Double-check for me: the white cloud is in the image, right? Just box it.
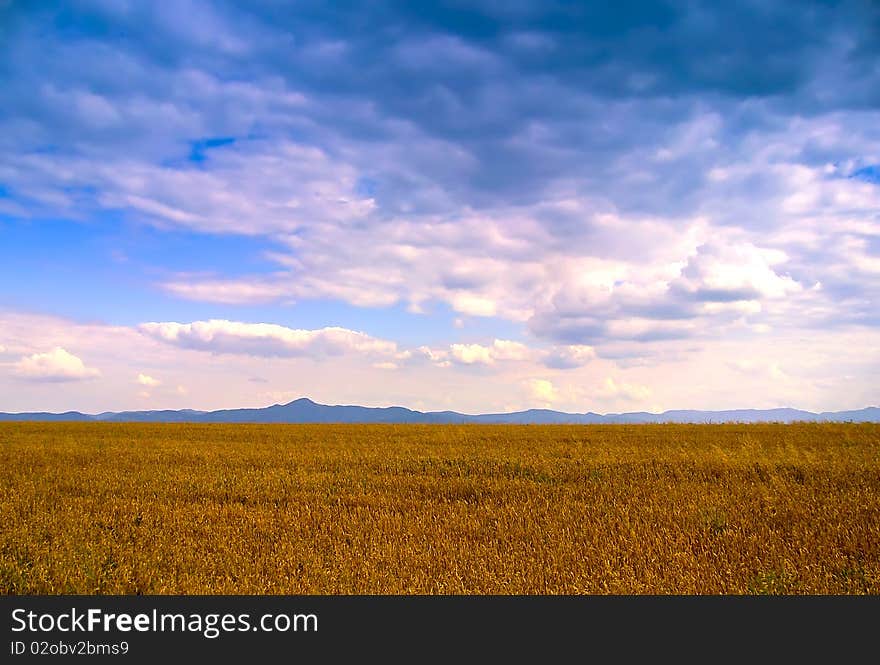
[729,359,788,381]
[11,139,375,236]
[13,347,100,382]
[414,346,452,368]
[544,345,596,369]
[19,118,871,357]
[673,241,802,301]
[416,345,449,362]
[138,319,399,359]
[489,339,531,361]
[137,373,160,387]
[0,311,879,415]
[528,378,559,404]
[450,293,497,317]
[162,278,291,305]
[595,377,652,403]
[450,339,531,365]
[450,343,494,365]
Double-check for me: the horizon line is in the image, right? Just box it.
[1,397,878,419]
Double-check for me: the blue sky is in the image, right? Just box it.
[0,1,878,413]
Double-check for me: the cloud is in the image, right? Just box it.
[450,293,497,317]
[450,344,494,365]
[414,346,450,367]
[672,241,802,302]
[449,339,531,365]
[1,3,877,358]
[161,277,292,305]
[419,340,594,371]
[488,339,531,361]
[728,359,788,381]
[527,378,559,404]
[543,345,596,369]
[138,320,400,359]
[7,140,374,236]
[13,347,100,382]
[0,310,879,415]
[0,2,879,413]
[137,373,160,387]
[595,377,652,403]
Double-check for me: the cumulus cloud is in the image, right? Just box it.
[543,345,596,369]
[672,242,802,302]
[161,277,292,305]
[449,339,531,365]
[729,360,788,381]
[595,378,652,403]
[527,378,559,404]
[0,310,878,415]
[417,340,595,371]
[450,293,498,317]
[450,344,494,365]
[415,346,450,366]
[137,373,160,387]
[138,320,400,359]
[13,347,100,382]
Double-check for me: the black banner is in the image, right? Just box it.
[2,595,877,661]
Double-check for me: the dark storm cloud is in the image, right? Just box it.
[4,1,876,203]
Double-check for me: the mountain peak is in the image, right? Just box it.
[285,397,316,406]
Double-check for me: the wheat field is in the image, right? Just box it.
[1,422,878,594]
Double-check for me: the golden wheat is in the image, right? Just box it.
[1,422,878,594]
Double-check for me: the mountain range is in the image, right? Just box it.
[1,398,878,424]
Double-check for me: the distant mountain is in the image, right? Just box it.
[97,409,208,423]
[823,407,880,422]
[0,411,92,422]
[1,398,878,424]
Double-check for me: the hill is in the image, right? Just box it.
[1,398,878,423]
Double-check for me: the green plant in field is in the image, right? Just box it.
[748,569,799,595]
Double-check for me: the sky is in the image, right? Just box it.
[0,0,878,415]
